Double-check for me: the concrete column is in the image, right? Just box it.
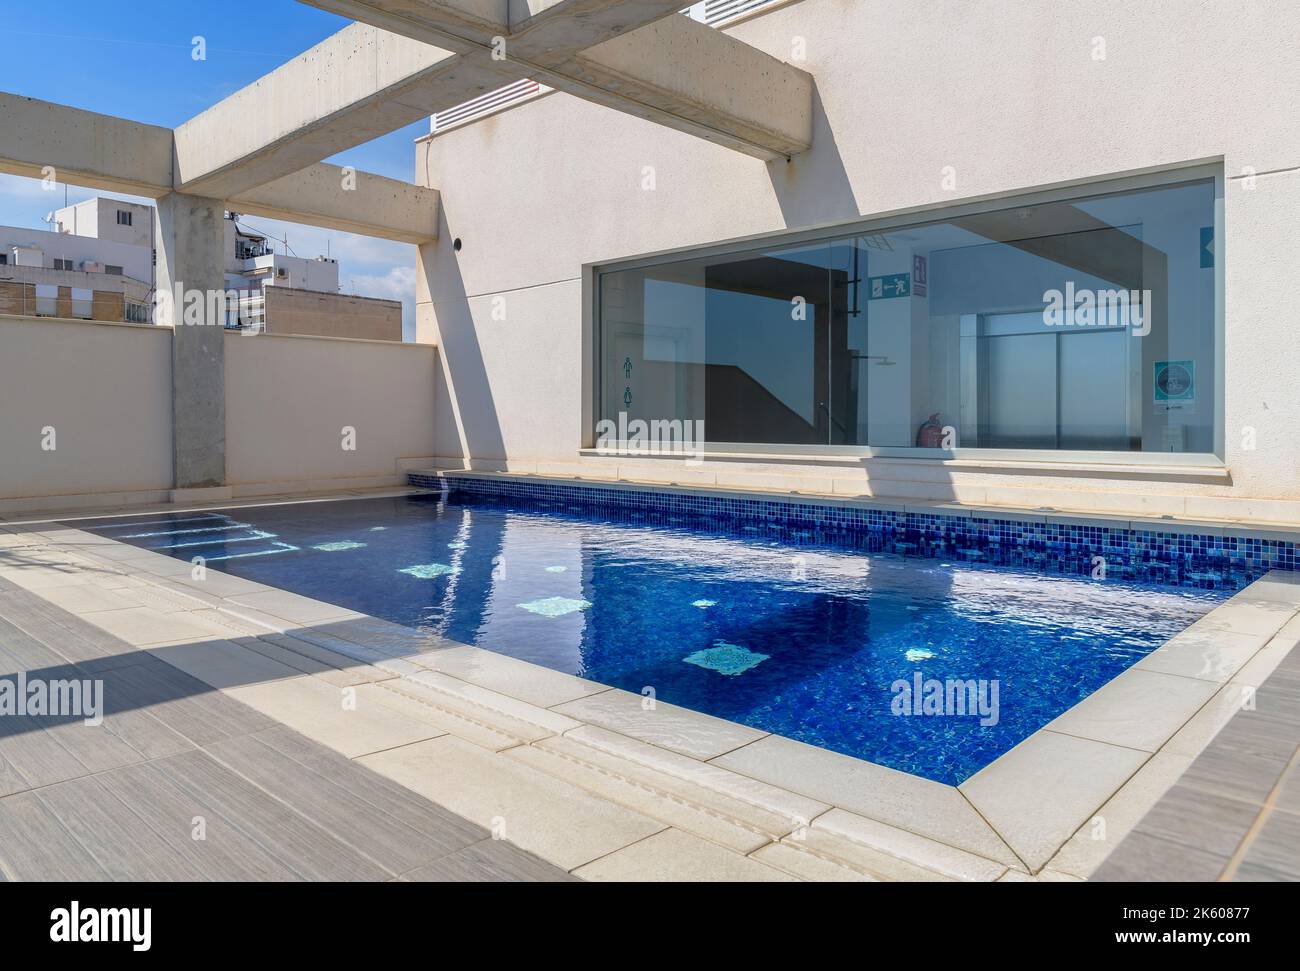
[153,193,227,492]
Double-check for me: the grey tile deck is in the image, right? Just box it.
[7,507,1296,883]
[0,576,572,882]
[1093,638,1300,882]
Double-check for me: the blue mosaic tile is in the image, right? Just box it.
[517,596,591,617]
[409,472,1299,592]
[399,562,460,579]
[683,642,770,676]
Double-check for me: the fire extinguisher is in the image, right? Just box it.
[916,413,944,448]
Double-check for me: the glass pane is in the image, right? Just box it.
[598,241,834,447]
[598,176,1218,455]
[829,177,1216,452]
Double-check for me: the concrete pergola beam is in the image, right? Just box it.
[172,23,512,199]
[0,93,173,197]
[0,93,439,242]
[508,0,687,51]
[318,0,810,160]
[298,1,680,53]
[204,0,811,195]
[229,163,441,243]
[546,13,813,160]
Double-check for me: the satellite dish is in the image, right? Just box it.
[44,212,54,223]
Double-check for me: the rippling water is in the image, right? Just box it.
[89,493,1225,784]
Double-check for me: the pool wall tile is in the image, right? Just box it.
[409,472,1299,593]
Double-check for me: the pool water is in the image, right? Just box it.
[85,494,1225,784]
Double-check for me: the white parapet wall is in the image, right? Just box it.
[0,317,437,514]
[223,331,437,496]
[0,316,174,510]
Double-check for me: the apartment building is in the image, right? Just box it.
[0,200,154,323]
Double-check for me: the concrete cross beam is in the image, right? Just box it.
[175,0,810,198]
[543,13,813,161]
[0,93,439,242]
[171,23,512,199]
[0,93,173,197]
[309,0,812,159]
[229,163,441,243]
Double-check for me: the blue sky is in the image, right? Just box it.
[0,0,423,336]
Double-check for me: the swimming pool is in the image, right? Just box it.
[84,493,1224,784]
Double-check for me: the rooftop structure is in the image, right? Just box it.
[1,0,1298,897]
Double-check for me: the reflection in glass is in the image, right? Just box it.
[597,177,1217,453]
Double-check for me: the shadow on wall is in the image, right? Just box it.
[423,204,506,466]
[765,83,860,231]
[764,82,961,507]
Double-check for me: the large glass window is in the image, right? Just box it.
[596,175,1218,455]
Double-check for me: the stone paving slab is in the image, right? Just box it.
[1093,637,1300,881]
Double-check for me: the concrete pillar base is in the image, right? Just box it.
[169,486,234,505]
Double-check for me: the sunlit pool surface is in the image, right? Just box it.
[85,494,1226,784]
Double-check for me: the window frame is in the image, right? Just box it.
[587,163,1226,467]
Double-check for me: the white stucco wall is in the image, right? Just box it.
[224,332,437,495]
[0,317,173,503]
[415,0,1300,519]
[0,318,437,512]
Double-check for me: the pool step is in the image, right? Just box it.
[368,674,567,750]
[503,728,978,881]
[509,738,776,855]
[785,808,1013,881]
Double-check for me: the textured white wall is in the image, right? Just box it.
[0,317,173,501]
[416,0,1300,514]
[224,332,437,493]
[0,320,437,509]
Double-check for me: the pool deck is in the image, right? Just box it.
[2,486,1298,882]
[1092,636,1300,881]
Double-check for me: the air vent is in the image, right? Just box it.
[702,0,775,26]
[432,79,551,132]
